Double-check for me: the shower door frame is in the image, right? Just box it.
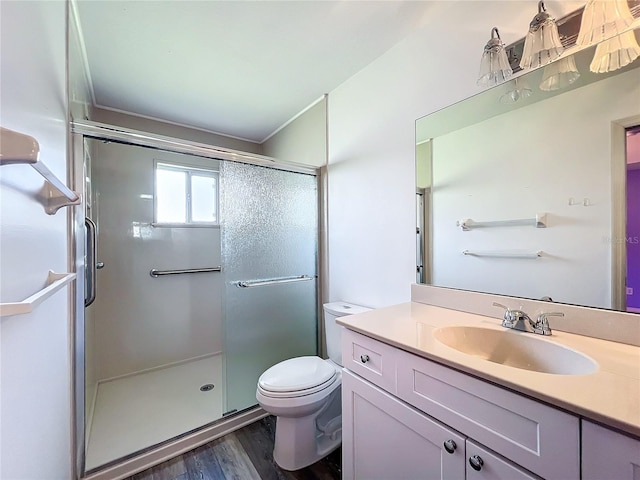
[69,120,326,479]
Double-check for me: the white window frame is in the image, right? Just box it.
[153,161,220,227]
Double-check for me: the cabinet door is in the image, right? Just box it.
[466,440,541,480]
[582,421,640,480]
[342,369,465,480]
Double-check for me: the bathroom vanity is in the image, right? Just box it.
[338,301,640,480]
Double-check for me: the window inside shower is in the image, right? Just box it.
[155,162,220,225]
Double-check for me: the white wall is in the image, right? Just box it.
[0,1,72,478]
[431,69,640,309]
[263,97,327,167]
[326,1,583,308]
[90,141,223,380]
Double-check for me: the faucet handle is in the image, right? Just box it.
[493,302,516,327]
[534,312,564,335]
[492,302,510,314]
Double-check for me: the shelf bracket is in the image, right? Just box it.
[1,127,81,215]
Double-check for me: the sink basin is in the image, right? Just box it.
[433,326,598,375]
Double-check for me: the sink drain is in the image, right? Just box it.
[200,384,215,392]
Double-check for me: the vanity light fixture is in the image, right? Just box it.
[520,1,564,70]
[539,55,581,91]
[589,30,640,73]
[576,0,634,46]
[477,27,513,87]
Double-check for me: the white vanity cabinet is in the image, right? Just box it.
[582,421,640,480]
[341,328,580,480]
[342,369,466,479]
[342,370,543,480]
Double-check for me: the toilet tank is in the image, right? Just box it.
[323,302,371,366]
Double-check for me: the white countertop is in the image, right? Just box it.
[337,302,640,438]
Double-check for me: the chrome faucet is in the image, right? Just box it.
[534,311,565,335]
[492,302,564,336]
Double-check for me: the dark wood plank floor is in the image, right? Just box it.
[127,416,341,480]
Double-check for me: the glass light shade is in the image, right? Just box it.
[499,78,533,103]
[577,0,634,46]
[477,27,513,87]
[520,1,564,70]
[590,30,640,73]
[539,56,581,91]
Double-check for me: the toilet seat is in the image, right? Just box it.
[258,356,338,398]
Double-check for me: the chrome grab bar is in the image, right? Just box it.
[85,218,97,307]
[150,266,222,278]
[235,275,314,288]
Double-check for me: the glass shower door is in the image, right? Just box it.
[221,161,318,414]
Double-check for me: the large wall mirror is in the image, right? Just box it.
[416,25,640,313]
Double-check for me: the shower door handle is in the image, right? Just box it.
[85,218,97,307]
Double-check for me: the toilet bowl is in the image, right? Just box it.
[256,301,371,471]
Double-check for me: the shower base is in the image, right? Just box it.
[85,353,224,471]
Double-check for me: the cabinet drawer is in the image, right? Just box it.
[466,440,541,480]
[342,329,397,394]
[396,349,579,480]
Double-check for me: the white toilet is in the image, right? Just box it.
[256,301,371,471]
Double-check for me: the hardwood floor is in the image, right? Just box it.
[127,416,341,480]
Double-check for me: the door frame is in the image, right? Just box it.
[611,114,640,311]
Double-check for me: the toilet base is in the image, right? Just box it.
[273,413,341,471]
[271,384,342,471]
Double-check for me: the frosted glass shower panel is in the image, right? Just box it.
[221,161,318,413]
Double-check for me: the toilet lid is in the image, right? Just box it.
[258,356,337,393]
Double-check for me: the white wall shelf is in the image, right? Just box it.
[457,213,547,231]
[0,127,81,214]
[0,271,76,317]
[462,250,543,259]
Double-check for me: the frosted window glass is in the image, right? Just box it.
[221,161,318,413]
[156,168,186,223]
[191,174,218,223]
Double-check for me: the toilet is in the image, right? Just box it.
[256,301,371,471]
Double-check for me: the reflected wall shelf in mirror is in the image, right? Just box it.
[0,127,81,214]
[457,213,547,231]
[415,23,640,313]
[462,250,543,259]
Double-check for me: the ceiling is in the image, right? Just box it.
[75,1,432,144]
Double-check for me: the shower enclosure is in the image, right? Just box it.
[73,125,319,474]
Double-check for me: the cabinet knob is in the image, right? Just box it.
[443,439,457,454]
[469,455,484,471]
[360,354,370,363]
